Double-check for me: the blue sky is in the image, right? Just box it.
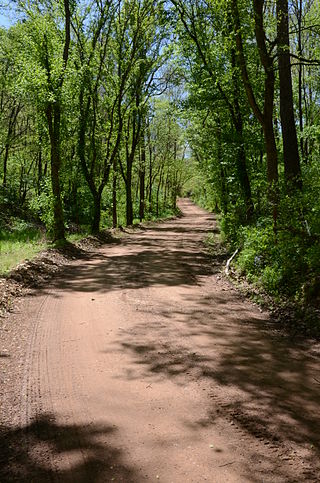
[0,4,17,28]
[0,14,12,27]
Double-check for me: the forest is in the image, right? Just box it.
[0,0,320,312]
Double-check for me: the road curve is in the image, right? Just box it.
[1,199,320,482]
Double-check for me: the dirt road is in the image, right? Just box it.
[1,199,320,482]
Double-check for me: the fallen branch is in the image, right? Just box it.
[225,248,239,276]
[218,461,235,468]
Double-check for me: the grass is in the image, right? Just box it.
[0,240,47,275]
[0,221,47,276]
[66,231,89,243]
[0,220,89,276]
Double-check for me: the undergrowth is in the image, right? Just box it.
[0,220,46,275]
[216,179,320,306]
[0,218,89,276]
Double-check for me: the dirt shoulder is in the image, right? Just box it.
[0,230,122,317]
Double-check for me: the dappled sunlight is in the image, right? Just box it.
[4,199,319,482]
[110,248,320,481]
[32,202,219,297]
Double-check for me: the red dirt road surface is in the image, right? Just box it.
[1,199,320,482]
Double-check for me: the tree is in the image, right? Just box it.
[14,0,71,241]
[277,0,302,188]
[117,0,169,225]
[74,0,119,233]
[172,0,254,221]
[45,0,71,241]
[231,0,278,188]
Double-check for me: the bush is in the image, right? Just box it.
[233,196,320,299]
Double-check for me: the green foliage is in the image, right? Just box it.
[29,179,55,235]
[172,0,320,312]
[233,188,320,298]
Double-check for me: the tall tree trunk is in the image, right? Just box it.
[213,121,229,214]
[156,166,164,218]
[92,191,101,234]
[147,127,153,212]
[277,0,302,187]
[296,0,305,159]
[3,143,9,187]
[236,139,254,219]
[78,88,101,234]
[230,33,254,221]
[263,118,279,185]
[148,157,153,212]
[43,0,70,242]
[139,170,145,221]
[139,143,146,221]
[232,0,278,198]
[112,157,117,228]
[163,172,169,208]
[126,162,133,225]
[2,104,20,187]
[46,103,65,241]
[37,144,42,194]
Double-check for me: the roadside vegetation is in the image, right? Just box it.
[0,219,45,275]
[176,0,320,315]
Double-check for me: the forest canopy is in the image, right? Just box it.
[0,0,319,305]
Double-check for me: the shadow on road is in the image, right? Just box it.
[7,199,319,481]
[0,414,139,482]
[41,212,221,295]
[115,290,320,481]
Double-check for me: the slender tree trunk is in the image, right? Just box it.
[232,0,279,205]
[230,36,254,220]
[73,183,79,225]
[38,144,42,194]
[126,162,133,225]
[112,157,117,228]
[44,158,48,177]
[147,127,153,212]
[163,172,169,208]
[263,117,279,185]
[236,139,254,219]
[219,168,228,214]
[46,103,65,241]
[19,166,24,200]
[156,166,164,218]
[78,89,101,234]
[148,160,153,212]
[172,174,177,210]
[139,144,145,222]
[277,0,302,187]
[92,192,101,234]
[42,0,70,242]
[263,116,279,233]
[3,143,9,187]
[296,0,305,159]
[2,104,20,187]
[215,121,228,213]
